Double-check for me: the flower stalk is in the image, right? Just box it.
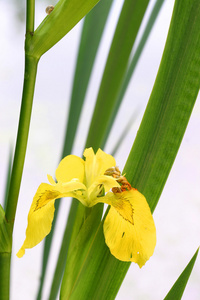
[5,55,38,226]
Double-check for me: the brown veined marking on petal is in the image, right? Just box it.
[112,196,134,225]
[34,190,60,211]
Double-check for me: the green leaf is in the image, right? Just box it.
[60,204,103,299]
[26,0,100,58]
[60,0,200,298]
[164,248,199,300]
[102,0,165,148]
[62,0,114,157]
[85,0,150,151]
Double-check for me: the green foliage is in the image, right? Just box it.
[1,0,199,299]
[59,0,200,298]
[86,0,150,151]
[164,248,199,300]
[124,0,200,211]
[26,0,100,59]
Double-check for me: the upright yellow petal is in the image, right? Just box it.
[55,155,85,183]
[84,148,116,187]
[17,180,86,257]
[103,189,156,267]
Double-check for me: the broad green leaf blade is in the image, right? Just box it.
[103,0,165,148]
[60,0,200,298]
[27,0,100,58]
[164,248,199,300]
[37,2,114,299]
[85,0,150,151]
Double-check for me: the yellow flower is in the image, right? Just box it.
[17,147,156,267]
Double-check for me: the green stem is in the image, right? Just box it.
[2,54,38,300]
[1,3,37,299]
[0,253,11,300]
[26,0,35,34]
[5,55,38,225]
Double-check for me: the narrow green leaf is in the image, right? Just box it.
[27,0,100,59]
[85,0,150,151]
[60,0,200,298]
[62,0,114,157]
[60,204,103,299]
[103,0,165,148]
[164,248,199,300]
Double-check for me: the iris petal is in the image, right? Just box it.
[17,180,86,257]
[103,189,156,267]
[84,148,116,188]
[55,155,85,183]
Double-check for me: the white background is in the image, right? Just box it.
[0,0,200,299]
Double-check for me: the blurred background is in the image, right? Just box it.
[0,0,200,299]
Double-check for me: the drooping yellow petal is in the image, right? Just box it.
[103,189,156,267]
[55,154,85,183]
[84,148,116,188]
[17,180,86,258]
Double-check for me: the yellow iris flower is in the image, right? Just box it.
[17,147,156,267]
